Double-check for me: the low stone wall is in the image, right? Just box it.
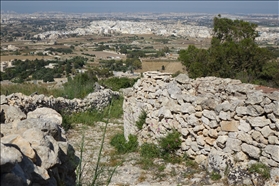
[0,88,119,114]
[123,71,279,182]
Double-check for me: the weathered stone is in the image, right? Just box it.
[260,156,279,167]
[196,136,205,146]
[157,106,173,119]
[219,111,231,120]
[202,110,217,120]
[220,120,239,132]
[238,119,251,133]
[236,106,247,116]
[181,128,189,136]
[207,149,235,177]
[268,136,279,145]
[260,126,274,138]
[193,124,204,132]
[247,116,271,127]
[264,103,275,114]
[246,91,264,105]
[1,143,23,173]
[267,91,279,101]
[247,105,264,116]
[0,105,26,123]
[264,145,279,162]
[237,131,253,144]
[273,101,279,116]
[1,135,36,162]
[187,114,199,126]
[224,137,242,153]
[208,129,218,139]
[175,73,190,84]
[241,143,261,159]
[27,107,63,125]
[234,151,248,162]
[181,103,195,114]
[205,137,215,145]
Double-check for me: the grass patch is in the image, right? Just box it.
[61,96,123,131]
[210,171,222,180]
[248,163,270,179]
[140,143,161,159]
[110,133,138,154]
[0,83,64,97]
[136,110,147,130]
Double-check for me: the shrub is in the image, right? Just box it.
[136,110,147,130]
[110,133,138,154]
[248,163,270,179]
[159,130,181,154]
[140,143,161,159]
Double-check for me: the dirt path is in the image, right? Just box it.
[66,119,226,186]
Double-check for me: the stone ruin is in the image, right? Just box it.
[123,71,279,185]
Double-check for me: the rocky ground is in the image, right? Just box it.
[67,119,229,186]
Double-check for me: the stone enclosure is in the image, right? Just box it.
[123,71,279,183]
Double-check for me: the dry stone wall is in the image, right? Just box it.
[0,107,78,186]
[123,71,279,180]
[0,88,119,114]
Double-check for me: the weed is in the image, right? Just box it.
[210,171,222,180]
[248,163,270,179]
[159,130,181,154]
[136,110,147,130]
[110,133,138,154]
[100,77,138,91]
[140,143,161,159]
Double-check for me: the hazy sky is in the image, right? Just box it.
[1,1,278,14]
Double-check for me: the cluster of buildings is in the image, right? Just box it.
[34,20,212,39]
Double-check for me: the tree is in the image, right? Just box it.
[179,15,278,87]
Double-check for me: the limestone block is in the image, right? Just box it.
[238,119,251,133]
[241,143,261,159]
[220,120,239,132]
[247,116,271,127]
[264,145,279,162]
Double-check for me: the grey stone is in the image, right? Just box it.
[207,149,235,177]
[238,119,251,133]
[237,131,253,144]
[264,145,279,162]
[247,116,271,127]
[175,73,190,84]
[0,95,7,105]
[203,110,217,120]
[260,126,274,138]
[268,136,279,144]
[219,111,231,120]
[236,106,247,116]
[224,137,242,153]
[264,103,275,114]
[181,103,195,114]
[247,105,264,116]
[273,101,279,116]
[246,91,264,105]
[1,143,23,173]
[241,143,261,159]
[267,91,279,101]
[187,114,199,126]
[0,105,26,123]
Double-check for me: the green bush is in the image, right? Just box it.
[136,110,147,130]
[100,77,138,91]
[110,133,138,154]
[248,163,270,179]
[140,143,161,159]
[159,130,181,154]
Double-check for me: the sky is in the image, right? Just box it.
[1,1,278,14]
